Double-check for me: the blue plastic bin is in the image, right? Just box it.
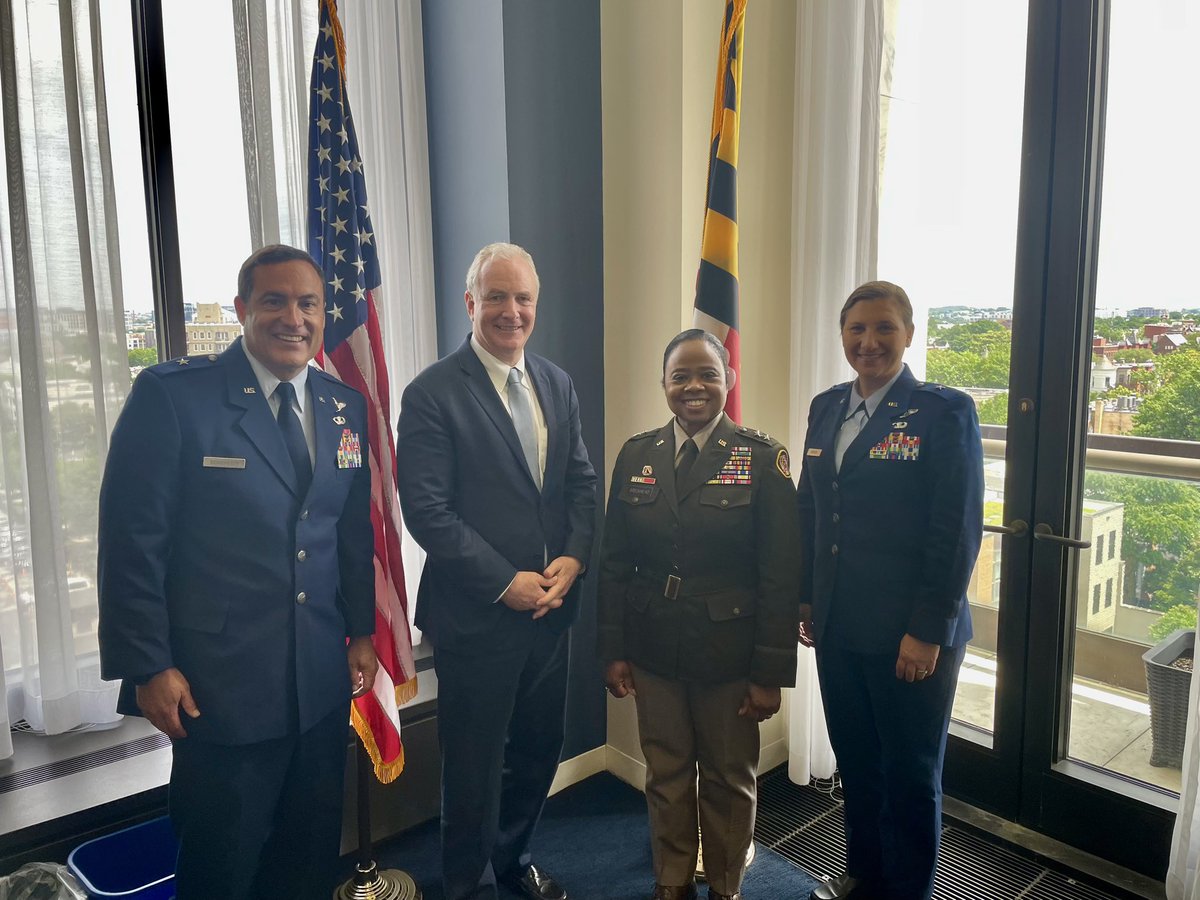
[67,815,176,899]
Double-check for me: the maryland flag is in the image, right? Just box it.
[307,0,417,782]
[693,0,746,423]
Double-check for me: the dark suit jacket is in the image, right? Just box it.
[395,336,597,653]
[98,339,375,744]
[797,365,983,654]
[597,415,800,687]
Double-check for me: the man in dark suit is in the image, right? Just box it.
[396,242,597,900]
[797,282,983,900]
[98,244,378,900]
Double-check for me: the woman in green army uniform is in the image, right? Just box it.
[598,329,801,900]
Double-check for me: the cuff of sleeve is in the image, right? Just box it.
[749,646,799,689]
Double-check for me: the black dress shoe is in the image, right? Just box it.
[707,891,740,900]
[651,884,698,900]
[809,873,878,900]
[501,864,568,900]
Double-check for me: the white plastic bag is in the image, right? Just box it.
[0,863,85,900]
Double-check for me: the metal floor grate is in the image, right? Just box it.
[754,767,1130,900]
[0,732,170,795]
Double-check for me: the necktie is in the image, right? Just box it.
[507,367,541,489]
[834,401,868,472]
[275,381,311,496]
[675,438,699,484]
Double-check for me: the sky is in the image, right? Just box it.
[102,1,1198,319]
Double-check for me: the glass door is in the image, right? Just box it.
[878,0,1199,877]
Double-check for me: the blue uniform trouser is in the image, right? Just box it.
[816,642,966,900]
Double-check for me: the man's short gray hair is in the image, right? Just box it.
[465,242,540,298]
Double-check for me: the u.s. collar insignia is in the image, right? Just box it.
[318,395,327,403]
[717,438,728,447]
[333,415,347,425]
[655,439,665,446]
[641,465,653,477]
[243,387,256,394]
[886,400,898,407]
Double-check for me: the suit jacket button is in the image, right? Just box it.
[831,544,839,555]
[297,550,307,561]
[732,607,740,615]
[720,499,729,507]
[631,497,639,503]
[832,481,839,492]
[296,592,307,604]
[832,513,840,524]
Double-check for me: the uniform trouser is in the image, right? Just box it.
[815,642,966,900]
[168,704,349,900]
[631,664,760,896]
[435,625,569,900]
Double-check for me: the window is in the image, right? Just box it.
[1095,533,1104,564]
[1092,584,1101,615]
[1105,579,1113,608]
[1109,529,1116,560]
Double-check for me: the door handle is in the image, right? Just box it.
[984,519,1028,537]
[1032,523,1091,549]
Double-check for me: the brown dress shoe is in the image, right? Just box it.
[651,884,698,900]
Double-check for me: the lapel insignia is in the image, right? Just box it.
[337,429,363,468]
[717,438,728,447]
[707,446,752,485]
[318,395,327,403]
[333,397,348,412]
[869,433,921,461]
[905,408,919,416]
[775,448,791,478]
[655,439,665,446]
[642,465,653,477]
[892,420,908,428]
[806,448,823,457]
[243,387,256,394]
[333,415,347,425]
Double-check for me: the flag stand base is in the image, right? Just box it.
[333,861,420,900]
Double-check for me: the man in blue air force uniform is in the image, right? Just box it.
[98,244,377,900]
[396,243,597,900]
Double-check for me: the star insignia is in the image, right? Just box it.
[177,357,189,365]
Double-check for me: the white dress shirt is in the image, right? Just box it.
[470,335,548,480]
[242,342,317,466]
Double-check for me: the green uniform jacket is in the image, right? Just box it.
[597,414,801,687]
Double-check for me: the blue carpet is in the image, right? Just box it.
[374,771,820,899]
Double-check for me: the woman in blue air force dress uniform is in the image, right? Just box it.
[598,330,800,900]
[797,282,984,900]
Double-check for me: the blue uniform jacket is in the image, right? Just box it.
[98,339,375,744]
[395,336,597,653]
[797,365,983,654]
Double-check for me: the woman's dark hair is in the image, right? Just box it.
[839,281,914,330]
[661,329,729,375]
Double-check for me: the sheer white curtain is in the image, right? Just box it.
[236,0,437,636]
[0,0,127,759]
[784,0,884,785]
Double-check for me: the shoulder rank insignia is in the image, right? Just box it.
[177,357,189,366]
[775,448,791,478]
[734,425,773,445]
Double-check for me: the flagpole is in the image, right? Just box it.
[333,742,421,900]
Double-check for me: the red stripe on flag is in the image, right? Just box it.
[723,327,741,422]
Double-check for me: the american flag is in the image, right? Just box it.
[307,0,416,783]
[694,0,746,422]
